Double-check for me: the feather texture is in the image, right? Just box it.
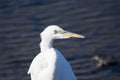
[28,48,77,80]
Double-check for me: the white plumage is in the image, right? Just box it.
[28,25,85,80]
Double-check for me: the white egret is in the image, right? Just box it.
[28,25,85,80]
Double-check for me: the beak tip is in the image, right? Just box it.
[78,35,85,38]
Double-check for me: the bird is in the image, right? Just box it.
[92,55,120,67]
[28,25,85,80]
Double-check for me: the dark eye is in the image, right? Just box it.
[54,30,64,34]
[54,30,58,34]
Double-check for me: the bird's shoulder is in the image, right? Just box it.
[27,48,58,74]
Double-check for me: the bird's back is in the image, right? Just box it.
[28,48,77,80]
[54,49,77,80]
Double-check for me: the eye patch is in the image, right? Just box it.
[54,30,64,34]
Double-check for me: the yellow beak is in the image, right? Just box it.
[63,32,85,38]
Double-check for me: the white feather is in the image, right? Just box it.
[28,25,78,80]
[28,48,77,80]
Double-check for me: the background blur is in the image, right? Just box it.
[0,0,120,80]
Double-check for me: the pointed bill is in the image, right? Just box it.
[63,32,85,38]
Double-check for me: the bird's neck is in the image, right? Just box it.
[40,36,53,52]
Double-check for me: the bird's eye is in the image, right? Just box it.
[54,30,64,34]
[54,30,58,34]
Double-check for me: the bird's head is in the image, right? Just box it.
[41,25,85,40]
